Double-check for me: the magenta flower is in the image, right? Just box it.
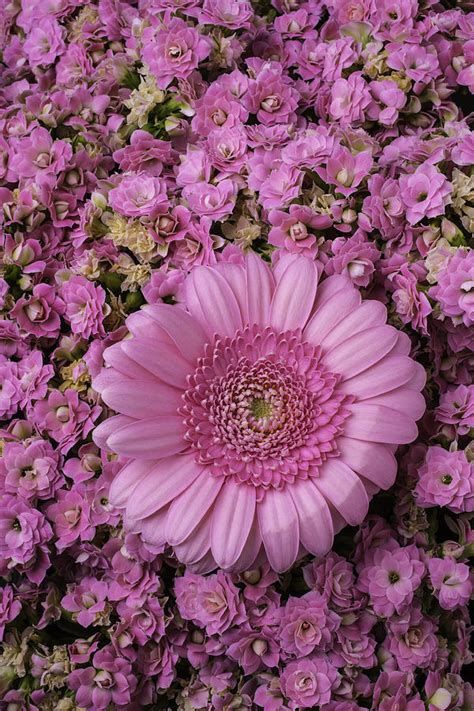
[428,558,472,610]
[325,231,380,288]
[9,127,72,179]
[11,283,65,339]
[399,164,452,226]
[0,439,62,501]
[277,591,340,658]
[415,447,474,514]
[94,253,424,573]
[0,495,52,584]
[33,389,101,454]
[391,264,432,335]
[268,205,326,255]
[142,18,211,89]
[46,487,95,551]
[225,627,280,674]
[358,545,425,616]
[61,276,109,339]
[321,146,373,197]
[429,249,474,327]
[108,173,168,218]
[0,585,21,641]
[436,384,474,436]
[280,657,339,708]
[329,73,371,124]
[113,131,175,177]
[182,179,237,221]
[175,570,246,635]
[387,604,438,672]
[23,18,65,68]
[62,578,109,627]
[68,645,137,709]
[189,0,254,29]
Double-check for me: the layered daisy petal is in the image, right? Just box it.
[109,459,157,509]
[174,513,212,565]
[211,480,256,569]
[142,303,207,361]
[107,416,186,458]
[289,479,334,555]
[337,437,397,489]
[270,255,318,331]
[185,266,243,337]
[258,487,299,572]
[304,285,361,345]
[166,472,224,545]
[140,507,169,547]
[121,338,190,387]
[320,300,387,351]
[344,404,418,443]
[93,415,135,449]
[245,250,275,327]
[314,459,370,525]
[100,381,182,418]
[126,454,203,521]
[322,325,398,379]
[339,356,419,398]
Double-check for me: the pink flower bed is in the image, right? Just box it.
[1,0,473,708]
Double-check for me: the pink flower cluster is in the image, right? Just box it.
[0,0,473,708]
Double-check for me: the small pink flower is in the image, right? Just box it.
[358,545,425,617]
[280,657,339,708]
[62,578,109,627]
[277,591,340,658]
[46,487,95,551]
[32,389,101,454]
[182,179,237,221]
[415,446,474,514]
[428,558,472,610]
[142,18,211,90]
[321,146,373,197]
[109,173,168,218]
[429,249,474,327]
[325,231,380,287]
[436,384,474,436]
[0,585,21,641]
[23,17,65,68]
[68,645,137,709]
[392,264,432,335]
[399,164,452,226]
[11,284,65,338]
[61,276,109,340]
[387,604,438,672]
[113,131,175,177]
[0,495,52,584]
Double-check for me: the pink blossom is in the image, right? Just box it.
[0,585,21,641]
[388,604,438,672]
[0,439,62,501]
[61,276,109,339]
[46,487,95,551]
[268,205,327,255]
[428,558,472,610]
[182,179,237,221]
[391,264,432,335]
[0,495,52,584]
[9,128,72,179]
[325,231,380,287]
[280,657,340,708]
[415,446,474,514]
[108,173,168,218]
[321,146,373,197]
[33,388,101,454]
[225,627,280,673]
[277,591,340,658]
[429,249,474,327]
[358,545,425,616]
[399,164,452,226]
[329,73,371,124]
[11,284,65,338]
[23,17,65,68]
[142,18,211,89]
[68,645,137,709]
[113,131,175,177]
[436,385,474,436]
[175,571,246,635]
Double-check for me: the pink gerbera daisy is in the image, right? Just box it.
[93,253,425,573]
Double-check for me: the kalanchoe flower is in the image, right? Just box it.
[277,591,340,658]
[33,389,101,455]
[60,276,109,340]
[414,446,474,514]
[62,578,109,627]
[108,173,168,218]
[175,570,246,635]
[357,545,425,616]
[436,384,474,436]
[67,645,137,709]
[280,657,340,708]
[387,604,439,672]
[429,249,474,328]
[0,586,21,641]
[11,284,65,339]
[428,558,472,610]
[399,164,452,226]
[0,439,62,501]
[94,253,425,573]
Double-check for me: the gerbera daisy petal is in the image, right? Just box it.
[121,338,190,387]
[345,404,418,443]
[185,266,242,337]
[107,416,187,458]
[142,303,207,361]
[174,513,213,565]
[270,254,318,331]
[337,437,397,489]
[140,507,168,547]
[126,455,203,521]
[322,325,398,378]
[101,381,182,418]
[320,299,387,350]
[166,472,224,545]
[109,460,157,509]
[304,286,361,345]
[245,250,275,326]
[340,356,418,398]
[258,487,299,573]
[211,480,256,569]
[314,459,369,526]
[289,479,334,555]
